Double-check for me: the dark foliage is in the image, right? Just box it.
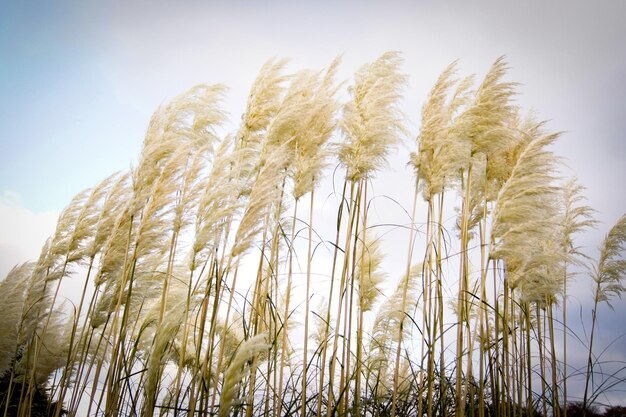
[0,371,66,417]
[561,402,626,417]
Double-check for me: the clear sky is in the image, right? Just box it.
[1,0,625,407]
[1,1,625,213]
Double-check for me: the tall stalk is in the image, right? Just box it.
[316,178,349,417]
[326,180,359,416]
[301,189,316,417]
[390,178,419,417]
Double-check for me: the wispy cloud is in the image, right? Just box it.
[0,194,58,278]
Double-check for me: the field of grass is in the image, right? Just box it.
[0,52,624,417]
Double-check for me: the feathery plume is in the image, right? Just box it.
[133,144,194,261]
[19,241,54,347]
[517,236,564,304]
[485,111,542,200]
[143,280,192,416]
[63,173,119,266]
[452,56,517,157]
[561,177,598,267]
[491,129,561,260]
[371,264,422,346]
[218,333,270,417]
[11,302,71,383]
[94,201,134,287]
[241,58,289,138]
[216,316,245,373]
[191,135,242,269]
[295,62,341,198]
[367,264,421,398]
[42,188,91,278]
[356,235,386,312]
[412,61,473,200]
[339,51,407,181]
[133,84,225,210]
[593,214,626,308]
[491,122,562,294]
[29,308,71,384]
[0,262,34,375]
[231,144,290,258]
[88,172,131,259]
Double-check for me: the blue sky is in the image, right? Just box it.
[1,0,625,407]
[1,1,624,213]
[0,2,144,211]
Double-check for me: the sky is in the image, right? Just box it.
[1,0,625,407]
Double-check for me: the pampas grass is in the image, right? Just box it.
[583,214,626,410]
[218,333,270,417]
[338,51,407,182]
[0,263,35,377]
[1,53,624,417]
[591,214,626,307]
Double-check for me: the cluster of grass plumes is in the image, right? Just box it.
[1,52,625,417]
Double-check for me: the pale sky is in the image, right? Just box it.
[1,0,625,407]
